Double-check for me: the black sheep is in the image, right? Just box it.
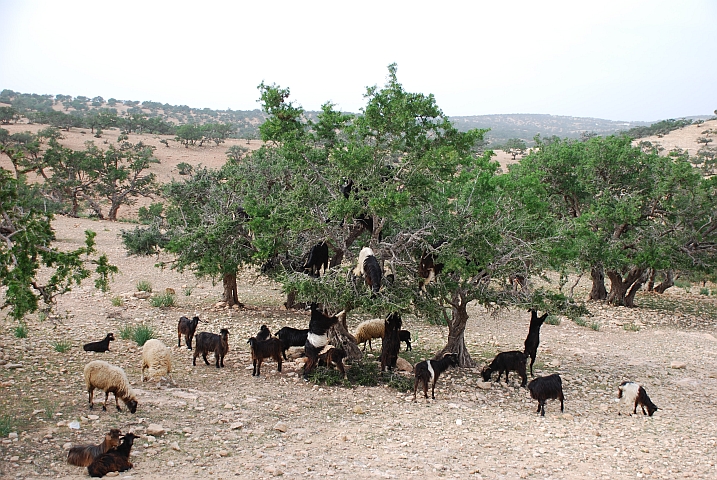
[413,353,459,401]
[523,309,549,376]
[83,333,115,353]
[177,315,201,350]
[528,374,564,416]
[481,350,528,387]
[193,328,229,368]
[380,313,402,372]
[87,432,139,478]
[276,326,309,360]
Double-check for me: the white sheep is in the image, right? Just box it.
[141,339,173,382]
[84,360,138,413]
[353,318,385,350]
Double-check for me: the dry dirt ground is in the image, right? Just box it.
[1,216,717,480]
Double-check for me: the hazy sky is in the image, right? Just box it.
[1,0,715,121]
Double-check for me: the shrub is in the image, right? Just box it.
[700,287,709,296]
[623,323,641,332]
[111,296,124,307]
[136,280,153,293]
[119,324,134,340]
[545,315,561,326]
[184,287,193,297]
[307,358,413,392]
[574,317,587,327]
[132,324,156,346]
[13,323,28,338]
[590,321,601,331]
[177,162,193,175]
[0,415,13,436]
[150,292,175,308]
[51,340,72,353]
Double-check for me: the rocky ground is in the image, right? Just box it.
[2,216,717,480]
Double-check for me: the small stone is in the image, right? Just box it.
[146,424,165,436]
[182,427,193,434]
[643,467,652,475]
[273,422,287,433]
[10,456,19,462]
[230,422,243,430]
[223,403,234,409]
[671,361,687,369]
[353,406,365,415]
[8,432,18,439]
[63,442,73,450]
[562,413,574,420]
[218,450,228,457]
[105,472,119,477]
[88,415,99,421]
[167,461,175,467]
[456,419,463,426]
[477,382,492,390]
[171,442,180,451]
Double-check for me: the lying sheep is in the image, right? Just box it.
[84,360,138,413]
[481,350,528,387]
[193,328,229,368]
[67,429,122,467]
[141,339,172,382]
[247,336,283,376]
[87,432,139,478]
[353,318,385,351]
[83,333,115,353]
[528,373,564,416]
[618,381,658,416]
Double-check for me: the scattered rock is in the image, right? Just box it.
[273,422,287,433]
[477,382,492,390]
[170,442,180,451]
[353,406,365,415]
[146,424,166,436]
[671,361,687,369]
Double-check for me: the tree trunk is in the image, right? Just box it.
[646,268,656,292]
[222,273,242,307]
[108,201,121,221]
[437,289,475,368]
[606,267,646,307]
[654,270,676,294]
[328,313,362,363]
[588,265,607,300]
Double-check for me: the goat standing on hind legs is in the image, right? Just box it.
[524,309,548,377]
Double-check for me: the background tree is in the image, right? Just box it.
[0,106,20,125]
[502,137,528,160]
[0,168,117,322]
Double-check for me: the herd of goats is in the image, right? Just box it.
[64,245,659,477]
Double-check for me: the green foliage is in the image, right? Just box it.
[307,359,413,392]
[111,296,124,306]
[700,287,710,296]
[51,340,72,352]
[590,321,601,331]
[119,324,134,340]
[573,317,587,327]
[120,225,168,256]
[13,323,28,338]
[150,292,175,308]
[177,162,193,175]
[623,118,693,139]
[184,287,193,296]
[501,137,528,160]
[137,202,164,225]
[136,280,152,292]
[544,315,561,326]
[0,415,13,436]
[623,323,640,332]
[131,324,156,346]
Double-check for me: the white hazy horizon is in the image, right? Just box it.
[1,0,716,122]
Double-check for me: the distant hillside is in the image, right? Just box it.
[449,114,651,146]
[1,89,711,147]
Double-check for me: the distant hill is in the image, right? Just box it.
[1,88,712,146]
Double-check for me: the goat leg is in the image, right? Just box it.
[88,388,94,410]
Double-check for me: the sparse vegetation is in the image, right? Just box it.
[624,323,641,332]
[590,321,601,331]
[0,415,13,436]
[13,323,28,338]
[545,315,561,326]
[51,340,72,352]
[111,296,124,307]
[150,292,175,308]
[136,280,153,293]
[574,317,587,327]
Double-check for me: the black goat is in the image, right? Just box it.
[317,345,348,379]
[528,374,564,416]
[481,350,528,387]
[523,309,549,376]
[618,381,659,416]
[303,305,345,380]
[67,428,122,467]
[247,337,283,376]
[399,329,412,351]
[177,315,201,349]
[418,252,444,291]
[380,313,402,372]
[87,432,139,478]
[276,326,309,360]
[413,353,459,401]
[193,328,229,368]
[83,333,115,353]
[303,242,329,277]
[256,325,272,342]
